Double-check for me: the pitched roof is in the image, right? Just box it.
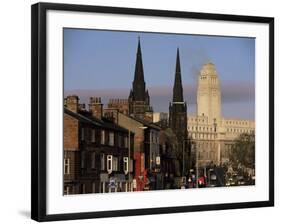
[64,108,101,127]
[119,112,161,131]
[64,107,129,133]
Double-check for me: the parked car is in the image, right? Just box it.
[237,175,246,185]
[225,175,238,186]
[207,169,217,187]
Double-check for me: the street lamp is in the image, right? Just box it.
[138,126,148,191]
[180,139,190,188]
[182,139,189,176]
[139,126,149,166]
[196,141,199,188]
[213,118,220,165]
[128,129,131,191]
[196,117,199,188]
[182,140,185,177]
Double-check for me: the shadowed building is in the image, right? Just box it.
[169,49,189,179]
[107,98,129,115]
[106,110,162,190]
[128,38,153,122]
[63,95,134,194]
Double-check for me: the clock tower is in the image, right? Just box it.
[197,63,221,124]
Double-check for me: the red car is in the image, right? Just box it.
[198,176,206,187]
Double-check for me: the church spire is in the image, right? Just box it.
[128,38,153,121]
[132,37,146,101]
[169,48,188,177]
[172,48,184,102]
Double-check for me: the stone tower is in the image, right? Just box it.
[128,38,153,121]
[169,48,188,176]
[197,63,221,124]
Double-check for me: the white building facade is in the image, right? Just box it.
[188,63,255,167]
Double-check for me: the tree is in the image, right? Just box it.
[229,132,255,169]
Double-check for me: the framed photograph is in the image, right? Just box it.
[31,2,274,222]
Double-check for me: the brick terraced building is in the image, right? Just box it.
[64,95,134,195]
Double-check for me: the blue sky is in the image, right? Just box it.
[64,28,255,120]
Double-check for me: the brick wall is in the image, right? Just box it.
[64,113,79,150]
[64,150,81,181]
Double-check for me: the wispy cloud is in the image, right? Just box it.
[65,80,254,119]
[185,47,211,81]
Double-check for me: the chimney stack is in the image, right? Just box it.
[78,103,86,111]
[65,95,79,113]
[89,97,103,119]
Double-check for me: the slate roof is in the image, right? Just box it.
[119,112,162,131]
[64,107,130,133]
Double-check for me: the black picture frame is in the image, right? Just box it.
[31,2,274,222]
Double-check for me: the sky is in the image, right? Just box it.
[64,28,255,120]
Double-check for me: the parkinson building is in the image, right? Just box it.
[188,63,255,167]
